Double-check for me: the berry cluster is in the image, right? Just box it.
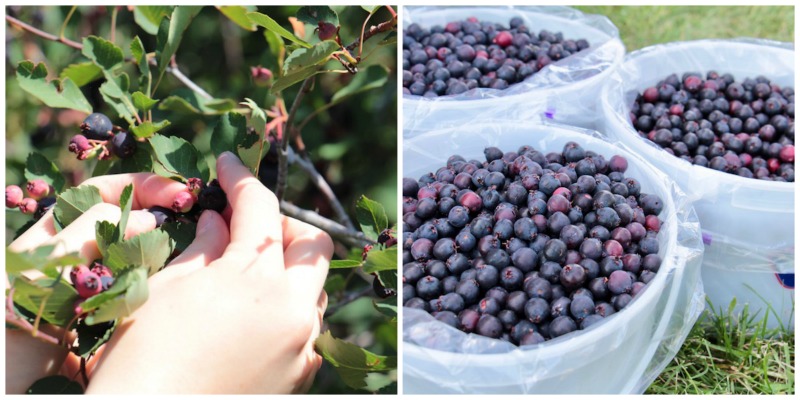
[403,17,590,97]
[69,113,137,161]
[402,142,664,345]
[630,72,795,181]
[5,180,55,220]
[71,262,115,312]
[149,179,229,227]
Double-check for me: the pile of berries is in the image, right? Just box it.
[68,112,137,161]
[5,180,55,220]
[630,72,794,181]
[71,262,115,313]
[402,142,664,345]
[403,16,590,97]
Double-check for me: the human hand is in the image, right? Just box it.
[85,152,333,394]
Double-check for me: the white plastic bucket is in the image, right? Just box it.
[403,6,625,137]
[403,122,704,394]
[600,39,795,330]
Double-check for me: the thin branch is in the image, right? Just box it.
[167,58,213,100]
[110,6,118,43]
[385,6,397,18]
[280,200,373,248]
[324,286,373,318]
[276,77,314,201]
[358,9,377,60]
[6,15,83,49]
[59,6,77,41]
[345,17,396,52]
[287,148,355,231]
[5,289,61,346]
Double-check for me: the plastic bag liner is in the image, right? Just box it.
[403,6,625,136]
[599,39,794,330]
[402,121,704,394]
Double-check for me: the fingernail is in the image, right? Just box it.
[219,151,241,164]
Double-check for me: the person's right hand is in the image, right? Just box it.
[86,152,333,394]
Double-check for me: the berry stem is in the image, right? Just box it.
[59,6,77,42]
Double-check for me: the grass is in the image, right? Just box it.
[574,6,794,51]
[646,299,795,394]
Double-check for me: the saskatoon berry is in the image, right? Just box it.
[80,113,113,140]
[198,185,227,213]
[110,131,137,159]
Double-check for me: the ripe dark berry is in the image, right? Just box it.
[80,113,113,140]
[549,315,577,338]
[372,277,396,299]
[148,206,175,227]
[476,314,503,338]
[415,276,442,300]
[110,131,137,159]
[198,185,227,213]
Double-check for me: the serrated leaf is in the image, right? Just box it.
[147,134,205,180]
[355,195,387,241]
[133,6,173,35]
[314,331,397,389]
[361,5,382,14]
[16,61,92,114]
[158,89,236,115]
[330,259,363,269]
[53,185,103,230]
[113,141,153,173]
[156,6,203,80]
[247,12,311,48]
[13,277,79,328]
[283,40,339,74]
[217,6,257,31]
[296,6,339,27]
[105,230,174,276]
[114,184,134,244]
[82,36,124,71]
[5,246,82,278]
[25,152,65,192]
[95,221,116,258]
[60,62,103,87]
[362,247,397,273]
[210,112,248,157]
[99,79,136,124]
[160,221,196,253]
[84,268,149,325]
[271,65,322,94]
[131,120,171,138]
[132,92,159,112]
[130,37,152,95]
[76,320,116,358]
[26,376,83,394]
[331,65,388,103]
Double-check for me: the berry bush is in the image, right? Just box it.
[5,5,397,394]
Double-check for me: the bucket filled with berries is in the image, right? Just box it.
[402,6,625,136]
[600,39,795,330]
[401,122,704,393]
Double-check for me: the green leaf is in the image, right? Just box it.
[16,61,92,114]
[26,376,83,394]
[314,331,397,389]
[81,36,125,72]
[105,230,174,276]
[132,92,159,112]
[13,277,79,328]
[76,320,116,358]
[283,40,340,74]
[84,268,149,325]
[376,270,396,291]
[217,6,257,31]
[25,152,65,192]
[373,298,397,318]
[362,247,397,273]
[133,6,173,35]
[331,65,389,103]
[95,221,116,259]
[5,246,82,278]
[60,62,103,87]
[296,6,339,26]
[210,112,248,157]
[131,120,171,138]
[263,30,284,62]
[158,89,236,115]
[160,221,196,253]
[355,195,388,241]
[247,12,311,48]
[323,275,346,293]
[361,5,382,14]
[147,134,205,181]
[156,6,204,80]
[53,185,103,230]
[330,259,363,269]
[114,184,134,244]
[237,100,268,172]
[91,159,114,177]
[271,65,322,94]
[114,142,153,173]
[99,78,136,124]
[130,36,152,95]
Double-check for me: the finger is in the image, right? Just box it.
[164,210,230,276]
[296,307,324,394]
[79,173,188,210]
[283,219,333,305]
[46,204,156,260]
[7,210,57,253]
[215,152,283,264]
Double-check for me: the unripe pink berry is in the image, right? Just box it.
[6,185,23,208]
[26,180,50,200]
[172,191,195,213]
[73,299,85,316]
[68,134,92,157]
[250,66,273,88]
[70,264,91,286]
[18,198,37,214]
[90,262,113,278]
[75,271,103,299]
[317,22,337,41]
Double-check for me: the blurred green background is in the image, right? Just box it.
[575,6,794,50]
[5,5,397,394]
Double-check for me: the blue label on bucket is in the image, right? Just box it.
[775,273,794,289]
